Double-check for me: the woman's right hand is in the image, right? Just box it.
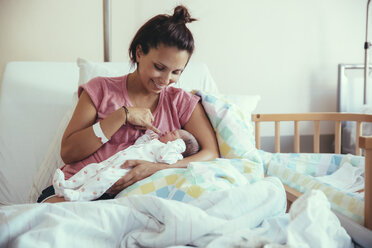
[61,91,160,164]
[126,106,160,134]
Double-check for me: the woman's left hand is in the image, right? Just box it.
[108,160,166,195]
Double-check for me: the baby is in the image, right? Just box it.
[53,129,200,201]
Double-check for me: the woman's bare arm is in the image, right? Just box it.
[170,102,220,167]
[61,90,160,164]
[60,90,127,164]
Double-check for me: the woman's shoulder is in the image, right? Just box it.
[77,75,128,109]
[87,75,127,88]
[163,86,195,99]
[79,75,127,96]
[161,86,200,109]
[156,86,200,128]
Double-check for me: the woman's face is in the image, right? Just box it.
[159,130,181,143]
[136,44,190,93]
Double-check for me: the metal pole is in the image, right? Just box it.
[103,0,111,62]
[364,0,371,105]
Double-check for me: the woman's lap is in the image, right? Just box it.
[37,185,115,203]
[37,185,56,203]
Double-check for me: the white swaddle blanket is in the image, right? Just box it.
[53,138,186,201]
[316,162,364,193]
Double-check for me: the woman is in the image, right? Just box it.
[39,5,219,203]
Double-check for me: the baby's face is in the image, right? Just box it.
[159,130,181,143]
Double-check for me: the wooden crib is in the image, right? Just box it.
[252,113,372,231]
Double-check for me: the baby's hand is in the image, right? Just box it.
[145,129,159,140]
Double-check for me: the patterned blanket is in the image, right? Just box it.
[116,90,264,201]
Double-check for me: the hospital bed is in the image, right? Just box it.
[0,59,370,247]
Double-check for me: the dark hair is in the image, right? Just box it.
[129,5,197,64]
[178,130,200,157]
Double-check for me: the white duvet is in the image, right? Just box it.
[0,177,352,248]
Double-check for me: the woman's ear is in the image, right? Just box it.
[135,45,143,62]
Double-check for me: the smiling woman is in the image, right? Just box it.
[39,5,219,203]
[127,44,190,99]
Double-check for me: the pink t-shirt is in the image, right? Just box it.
[61,74,200,179]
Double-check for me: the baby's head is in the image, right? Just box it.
[159,129,200,157]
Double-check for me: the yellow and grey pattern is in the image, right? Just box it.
[194,90,262,164]
[116,159,264,202]
[265,153,364,224]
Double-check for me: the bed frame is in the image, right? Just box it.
[252,112,372,231]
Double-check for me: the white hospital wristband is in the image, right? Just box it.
[92,122,109,144]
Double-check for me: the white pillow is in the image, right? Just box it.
[174,62,220,94]
[222,94,261,121]
[223,95,260,114]
[77,57,133,85]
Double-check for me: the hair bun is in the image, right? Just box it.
[171,5,196,24]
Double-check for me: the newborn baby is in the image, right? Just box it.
[53,129,200,201]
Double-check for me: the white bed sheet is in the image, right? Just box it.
[0,177,352,247]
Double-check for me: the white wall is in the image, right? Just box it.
[0,0,367,136]
[0,0,103,77]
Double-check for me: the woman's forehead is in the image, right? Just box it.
[149,45,189,69]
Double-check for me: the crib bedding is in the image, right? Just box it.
[260,151,365,225]
[259,151,365,177]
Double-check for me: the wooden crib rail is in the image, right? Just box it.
[252,112,372,230]
[360,136,372,229]
[252,112,372,155]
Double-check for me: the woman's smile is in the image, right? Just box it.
[151,79,166,90]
